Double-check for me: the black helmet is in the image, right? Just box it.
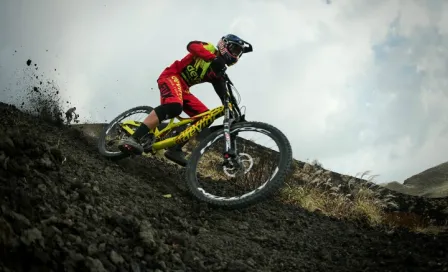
[217,34,253,66]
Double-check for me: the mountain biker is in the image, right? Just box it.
[118,34,253,166]
[65,107,77,124]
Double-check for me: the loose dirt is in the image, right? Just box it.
[1,103,447,272]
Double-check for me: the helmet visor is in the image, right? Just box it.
[227,42,243,57]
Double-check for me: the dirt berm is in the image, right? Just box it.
[1,102,448,272]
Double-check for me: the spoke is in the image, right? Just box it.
[194,126,281,200]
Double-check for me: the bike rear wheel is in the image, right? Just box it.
[97,105,154,160]
[185,121,293,209]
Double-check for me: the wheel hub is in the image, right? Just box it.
[223,153,254,177]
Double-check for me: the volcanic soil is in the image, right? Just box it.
[0,102,447,272]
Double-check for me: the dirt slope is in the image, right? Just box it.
[1,102,448,272]
[75,123,448,224]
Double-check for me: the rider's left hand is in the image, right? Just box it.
[210,56,227,76]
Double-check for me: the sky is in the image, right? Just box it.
[1,0,447,184]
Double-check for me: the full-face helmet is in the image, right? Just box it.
[217,34,253,66]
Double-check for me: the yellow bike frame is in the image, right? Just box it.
[118,104,228,154]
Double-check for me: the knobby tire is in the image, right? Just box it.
[185,121,293,209]
[97,105,154,161]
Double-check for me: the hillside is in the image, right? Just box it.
[1,102,448,271]
[404,161,448,197]
[380,161,448,198]
[404,161,448,187]
[76,123,448,225]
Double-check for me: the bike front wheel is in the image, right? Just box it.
[185,121,293,209]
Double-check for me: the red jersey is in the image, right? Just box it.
[158,41,219,89]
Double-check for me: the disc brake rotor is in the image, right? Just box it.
[105,124,130,149]
[223,153,254,177]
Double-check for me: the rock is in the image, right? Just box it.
[88,244,99,256]
[139,220,156,249]
[227,260,250,271]
[0,136,16,156]
[0,218,17,247]
[85,257,107,272]
[38,183,47,192]
[238,222,249,230]
[38,154,54,169]
[133,246,144,258]
[110,250,124,265]
[2,207,31,228]
[20,227,44,247]
[49,147,64,162]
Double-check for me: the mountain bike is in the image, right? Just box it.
[97,73,293,209]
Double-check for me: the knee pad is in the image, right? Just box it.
[154,103,182,121]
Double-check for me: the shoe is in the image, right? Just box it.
[164,144,188,167]
[118,136,144,155]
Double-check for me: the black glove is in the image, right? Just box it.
[210,56,227,76]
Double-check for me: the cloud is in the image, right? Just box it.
[1,0,448,183]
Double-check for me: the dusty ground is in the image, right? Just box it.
[0,102,448,272]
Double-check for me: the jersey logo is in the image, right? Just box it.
[181,58,212,86]
[186,65,200,83]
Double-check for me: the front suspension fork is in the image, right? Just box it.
[222,107,240,167]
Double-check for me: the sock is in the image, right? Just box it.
[132,123,150,140]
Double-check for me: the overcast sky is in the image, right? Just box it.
[1,0,447,183]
